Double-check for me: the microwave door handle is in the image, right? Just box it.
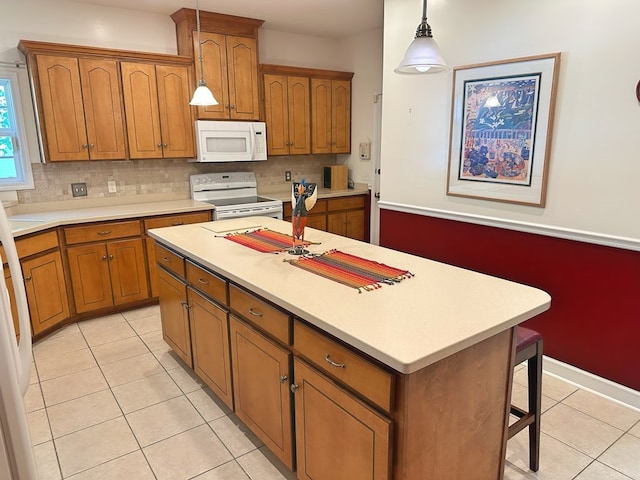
[249,126,256,159]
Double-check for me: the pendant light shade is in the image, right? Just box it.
[190,0,218,106]
[395,0,447,74]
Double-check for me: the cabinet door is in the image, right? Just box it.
[121,62,163,159]
[311,78,332,154]
[35,55,89,161]
[195,32,229,119]
[157,267,192,367]
[288,76,311,155]
[226,35,259,120]
[327,212,347,237]
[293,358,391,480]
[22,251,70,336]
[156,64,195,158]
[263,74,289,156]
[230,316,293,469]
[331,80,351,153]
[107,238,149,306]
[67,243,113,314]
[346,209,365,241]
[188,287,233,409]
[78,58,127,160]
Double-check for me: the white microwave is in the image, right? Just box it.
[192,120,267,162]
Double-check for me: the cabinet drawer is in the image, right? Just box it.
[294,319,394,412]
[155,242,185,278]
[9,230,58,259]
[186,260,227,305]
[327,195,364,212]
[283,199,327,218]
[229,284,291,345]
[64,220,141,245]
[144,211,211,232]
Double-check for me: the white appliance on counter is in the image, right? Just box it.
[0,204,38,479]
[192,120,267,162]
[190,172,283,220]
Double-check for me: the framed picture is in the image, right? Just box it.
[446,53,560,207]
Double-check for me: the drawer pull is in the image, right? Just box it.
[198,278,209,285]
[162,257,171,263]
[280,375,288,384]
[172,222,184,226]
[325,354,346,369]
[248,308,263,317]
[97,231,111,236]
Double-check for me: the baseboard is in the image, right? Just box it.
[543,356,640,412]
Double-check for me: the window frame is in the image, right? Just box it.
[0,67,34,191]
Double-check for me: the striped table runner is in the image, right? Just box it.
[285,249,413,293]
[225,228,309,253]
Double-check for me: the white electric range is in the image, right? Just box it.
[190,172,283,221]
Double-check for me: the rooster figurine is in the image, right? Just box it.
[290,179,317,255]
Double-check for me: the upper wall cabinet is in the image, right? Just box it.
[27,54,126,161]
[121,62,195,159]
[18,40,195,162]
[311,78,352,154]
[171,9,263,121]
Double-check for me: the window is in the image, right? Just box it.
[0,69,34,190]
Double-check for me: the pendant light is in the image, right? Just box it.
[190,0,218,106]
[395,0,447,74]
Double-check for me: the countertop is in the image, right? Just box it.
[6,198,215,237]
[258,182,369,202]
[149,217,551,374]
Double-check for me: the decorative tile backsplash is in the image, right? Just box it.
[18,155,338,204]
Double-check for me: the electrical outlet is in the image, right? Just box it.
[71,183,87,197]
[285,171,291,182]
[108,180,117,193]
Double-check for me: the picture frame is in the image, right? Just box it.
[446,53,560,207]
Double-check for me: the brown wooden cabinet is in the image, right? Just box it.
[65,221,149,314]
[311,78,352,154]
[293,358,392,480]
[326,196,366,241]
[4,267,19,339]
[171,9,263,121]
[263,74,310,155]
[230,316,294,469]
[144,211,212,298]
[22,251,71,335]
[121,62,194,159]
[31,55,126,161]
[157,266,192,367]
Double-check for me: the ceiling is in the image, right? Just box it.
[69,0,384,38]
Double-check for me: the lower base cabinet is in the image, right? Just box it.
[292,358,392,480]
[157,267,192,367]
[188,287,233,409]
[229,316,294,470]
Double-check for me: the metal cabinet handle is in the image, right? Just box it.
[163,143,168,148]
[89,144,94,149]
[108,254,113,260]
[290,383,299,393]
[157,143,163,148]
[24,275,32,281]
[181,300,191,309]
[325,354,346,369]
[97,231,111,236]
[172,222,184,226]
[230,105,235,109]
[280,375,288,384]
[248,308,263,317]
[82,143,88,149]
[102,255,108,260]
[198,278,209,285]
[162,257,171,263]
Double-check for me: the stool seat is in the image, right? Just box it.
[508,325,543,472]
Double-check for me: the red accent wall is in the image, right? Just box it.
[380,209,640,392]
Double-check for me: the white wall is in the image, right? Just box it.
[381,0,640,240]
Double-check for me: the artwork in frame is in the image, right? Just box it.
[446,53,560,207]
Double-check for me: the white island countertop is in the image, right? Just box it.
[149,217,551,374]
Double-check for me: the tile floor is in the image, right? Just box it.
[23,305,640,479]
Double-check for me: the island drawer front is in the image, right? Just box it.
[229,284,291,345]
[155,243,186,278]
[283,198,327,218]
[186,260,227,306]
[327,196,365,212]
[293,320,394,413]
[144,211,211,232]
[13,230,59,258]
[64,220,142,245]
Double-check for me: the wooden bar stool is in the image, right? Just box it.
[508,326,543,471]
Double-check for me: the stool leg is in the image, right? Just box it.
[527,339,543,472]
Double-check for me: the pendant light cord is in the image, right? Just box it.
[416,0,433,38]
[196,0,205,85]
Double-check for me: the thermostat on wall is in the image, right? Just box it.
[359,142,371,160]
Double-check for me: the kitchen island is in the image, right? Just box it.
[149,216,551,480]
